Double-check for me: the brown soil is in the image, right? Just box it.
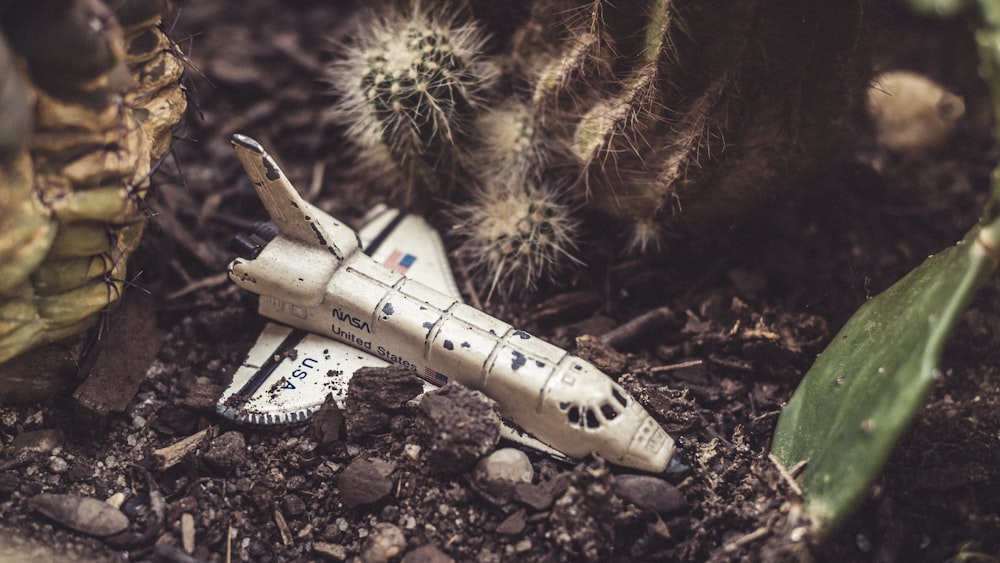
[1,1,998,561]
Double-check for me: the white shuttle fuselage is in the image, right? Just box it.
[226,134,675,473]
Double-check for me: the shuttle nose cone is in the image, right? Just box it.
[620,416,676,473]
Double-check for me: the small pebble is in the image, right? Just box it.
[181,512,196,554]
[495,509,526,535]
[402,543,454,563]
[282,494,307,518]
[105,492,126,509]
[10,429,63,454]
[49,457,68,473]
[473,448,533,498]
[314,541,348,561]
[361,523,406,563]
[514,539,532,553]
[612,474,686,514]
[203,431,247,473]
[339,458,395,508]
[30,493,129,537]
[403,443,421,461]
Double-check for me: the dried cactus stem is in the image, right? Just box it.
[0,0,186,401]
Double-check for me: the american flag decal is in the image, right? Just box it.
[383,250,416,274]
[420,367,449,387]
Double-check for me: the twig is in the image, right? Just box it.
[723,526,770,552]
[649,359,703,374]
[768,452,804,497]
[152,427,215,470]
[274,508,294,546]
[166,272,231,301]
[599,306,677,348]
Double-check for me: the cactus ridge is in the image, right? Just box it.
[0,0,187,393]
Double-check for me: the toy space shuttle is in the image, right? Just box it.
[218,134,675,473]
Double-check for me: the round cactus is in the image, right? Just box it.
[455,177,579,299]
[0,0,187,402]
[327,3,495,206]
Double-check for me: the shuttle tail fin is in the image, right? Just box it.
[230,134,322,247]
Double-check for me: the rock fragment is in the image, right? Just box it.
[346,366,423,438]
[473,448,534,500]
[30,493,129,537]
[339,458,396,508]
[314,541,348,561]
[613,474,686,514]
[361,522,406,563]
[417,383,500,473]
[496,509,526,535]
[203,431,246,473]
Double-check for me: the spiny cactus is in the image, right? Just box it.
[469,100,547,183]
[0,0,187,402]
[455,178,579,299]
[330,0,869,294]
[327,2,495,206]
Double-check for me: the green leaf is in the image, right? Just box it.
[771,209,1000,537]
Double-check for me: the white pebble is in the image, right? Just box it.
[867,70,964,155]
[49,457,68,473]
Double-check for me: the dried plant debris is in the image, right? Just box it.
[0,0,187,398]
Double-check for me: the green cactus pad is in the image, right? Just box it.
[772,198,1000,537]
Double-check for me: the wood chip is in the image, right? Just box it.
[152,427,214,470]
[73,290,164,416]
[274,507,293,547]
[181,512,196,554]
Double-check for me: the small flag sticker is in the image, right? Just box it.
[384,250,416,274]
[421,367,449,387]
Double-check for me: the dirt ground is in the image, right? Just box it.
[1,1,999,561]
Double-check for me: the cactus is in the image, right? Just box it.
[326,2,495,206]
[455,177,579,299]
[0,0,187,402]
[330,1,869,294]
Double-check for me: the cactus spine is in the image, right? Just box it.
[327,3,494,206]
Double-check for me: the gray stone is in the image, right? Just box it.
[417,384,500,474]
[203,431,246,473]
[473,448,534,499]
[30,493,129,537]
[613,474,686,514]
[339,458,396,508]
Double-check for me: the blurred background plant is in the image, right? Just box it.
[0,0,186,401]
